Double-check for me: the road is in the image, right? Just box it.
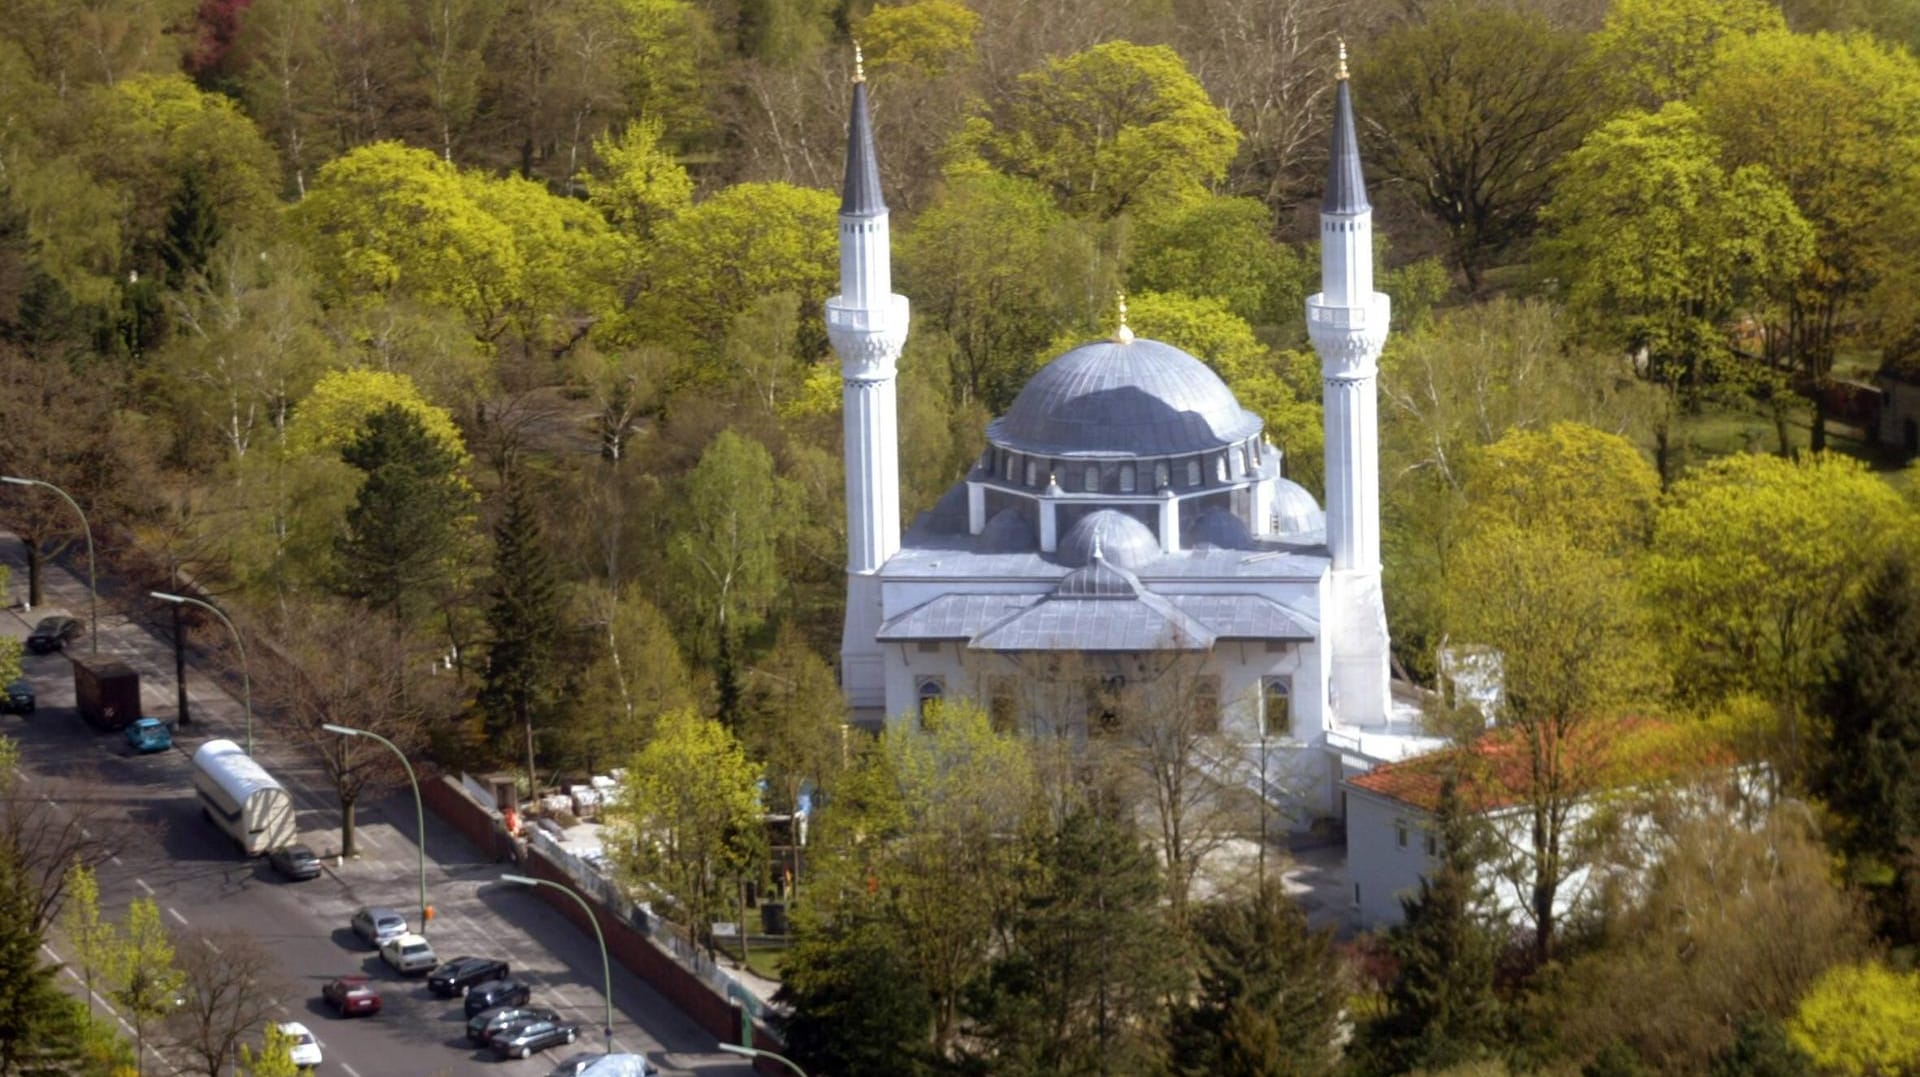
[2,539,754,1077]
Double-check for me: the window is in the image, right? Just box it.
[1084,466,1100,493]
[1005,454,1017,482]
[1261,676,1292,737]
[1396,824,1408,849]
[916,677,945,722]
[1192,676,1220,734]
[1215,455,1229,482]
[989,676,1019,733]
[1155,461,1170,490]
[1425,834,1439,857]
[1119,464,1136,493]
[1234,447,1248,476]
[1086,676,1125,734]
[1025,459,1039,487]
[1186,459,1202,487]
[916,640,940,654]
[1352,882,1361,907]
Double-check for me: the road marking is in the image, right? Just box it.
[340,1064,362,1077]
[109,856,122,866]
[167,907,188,927]
[135,878,153,895]
[203,938,221,955]
[80,826,90,838]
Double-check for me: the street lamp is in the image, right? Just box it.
[501,873,616,1054]
[321,723,430,935]
[719,1043,808,1077]
[150,592,251,754]
[3,475,98,654]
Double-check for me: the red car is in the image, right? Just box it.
[321,975,382,1016]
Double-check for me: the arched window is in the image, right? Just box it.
[1215,455,1229,482]
[1186,459,1202,487]
[1025,459,1040,487]
[1084,466,1100,493]
[1005,453,1018,482]
[1234,448,1248,476]
[917,677,945,722]
[1262,676,1292,737]
[1119,464,1136,493]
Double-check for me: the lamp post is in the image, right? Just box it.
[321,723,429,934]
[3,475,97,654]
[718,1043,808,1077]
[151,592,251,754]
[501,873,616,1054]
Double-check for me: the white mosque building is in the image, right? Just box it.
[825,55,1441,823]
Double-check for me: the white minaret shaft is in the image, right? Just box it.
[828,66,909,715]
[1307,57,1393,725]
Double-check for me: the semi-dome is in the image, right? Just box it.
[977,508,1036,553]
[1271,477,1325,536]
[1058,509,1160,570]
[988,337,1263,457]
[1187,507,1254,550]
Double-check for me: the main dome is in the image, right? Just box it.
[987,337,1262,457]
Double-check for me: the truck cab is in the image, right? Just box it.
[125,718,173,754]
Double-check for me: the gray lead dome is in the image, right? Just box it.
[988,337,1262,457]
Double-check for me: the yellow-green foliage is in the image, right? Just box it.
[1588,0,1786,107]
[1466,422,1661,556]
[284,369,468,463]
[856,0,979,78]
[585,118,693,241]
[1787,962,1920,1075]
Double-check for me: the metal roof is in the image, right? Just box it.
[971,589,1214,652]
[840,81,885,215]
[987,337,1263,457]
[1166,594,1318,640]
[1324,79,1370,214]
[878,593,1041,641]
[1058,509,1160,569]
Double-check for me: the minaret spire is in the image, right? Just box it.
[1307,49,1392,726]
[829,50,910,718]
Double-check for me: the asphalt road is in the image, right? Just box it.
[2,539,755,1077]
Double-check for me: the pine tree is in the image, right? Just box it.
[161,169,223,284]
[1365,776,1505,1074]
[477,467,563,762]
[1707,1017,1813,1077]
[1170,884,1346,1077]
[773,908,933,1077]
[334,404,477,623]
[0,846,87,1075]
[1816,553,1920,877]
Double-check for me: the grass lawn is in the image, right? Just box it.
[715,939,789,981]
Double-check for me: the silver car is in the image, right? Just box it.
[350,905,408,947]
[379,932,437,975]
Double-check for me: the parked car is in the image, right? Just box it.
[468,1006,561,1046]
[25,615,82,654]
[427,955,509,996]
[278,1021,322,1069]
[492,1018,580,1059]
[268,844,321,881]
[0,679,32,715]
[124,717,172,754]
[350,905,408,947]
[321,975,381,1017]
[463,977,532,1018]
[553,1054,652,1077]
[379,932,437,975]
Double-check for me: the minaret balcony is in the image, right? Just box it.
[1305,294,1389,330]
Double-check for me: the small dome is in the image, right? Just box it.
[1187,508,1254,550]
[988,337,1262,457]
[977,509,1036,553]
[1271,478,1325,536]
[1056,554,1144,598]
[1058,509,1160,570]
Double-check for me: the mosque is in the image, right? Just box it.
[823,53,1440,823]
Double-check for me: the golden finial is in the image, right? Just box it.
[1336,38,1349,81]
[1115,293,1135,345]
[853,40,865,83]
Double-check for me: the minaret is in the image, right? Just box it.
[828,45,909,716]
[1307,43,1393,725]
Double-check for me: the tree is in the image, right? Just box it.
[59,864,116,1020]
[1786,962,1920,1076]
[0,844,86,1075]
[1465,423,1661,558]
[235,1021,299,1077]
[1357,7,1594,291]
[602,708,764,960]
[1708,1018,1814,1077]
[773,905,933,1077]
[1169,884,1347,1077]
[0,735,134,936]
[410,0,503,162]
[1697,30,1920,451]
[1127,196,1306,331]
[968,806,1184,1076]
[1644,453,1912,779]
[977,40,1240,219]
[107,897,184,1075]
[165,930,283,1077]
[740,624,846,822]
[477,467,566,776]
[583,118,692,241]
[1587,0,1787,108]
[333,403,480,624]
[561,583,697,773]
[1815,552,1920,882]
[1366,778,1504,1076]
[1445,524,1665,963]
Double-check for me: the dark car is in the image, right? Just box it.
[321,975,381,1017]
[268,844,322,881]
[0,679,32,715]
[467,1006,560,1046]
[492,1018,580,1059]
[463,978,532,1018]
[25,616,82,654]
[427,955,509,997]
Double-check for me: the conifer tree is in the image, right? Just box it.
[774,908,932,1077]
[0,846,86,1074]
[334,403,476,623]
[1170,884,1346,1077]
[1366,776,1505,1074]
[478,467,564,766]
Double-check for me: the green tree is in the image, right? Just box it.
[978,41,1240,219]
[0,570,16,689]
[773,905,933,1077]
[855,0,979,79]
[1465,423,1661,557]
[1815,552,1920,883]
[584,118,693,242]
[1128,196,1306,331]
[1645,453,1912,777]
[602,708,764,960]
[1358,6,1594,290]
[1786,962,1920,1077]
[1168,885,1347,1077]
[1588,0,1787,108]
[563,583,697,773]
[1366,777,1505,1076]
[106,897,184,1074]
[59,864,116,1020]
[740,624,846,823]
[333,403,480,623]
[1708,1018,1814,1077]
[0,845,86,1075]
[477,467,566,773]
[236,1021,299,1077]
[970,806,1184,1076]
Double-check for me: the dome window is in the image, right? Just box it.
[1186,459,1202,487]
[1005,453,1018,482]
[1155,461,1170,490]
[1119,464,1136,493]
[1025,459,1040,487]
[1215,455,1229,483]
[1235,447,1248,476]
[1084,466,1100,493]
